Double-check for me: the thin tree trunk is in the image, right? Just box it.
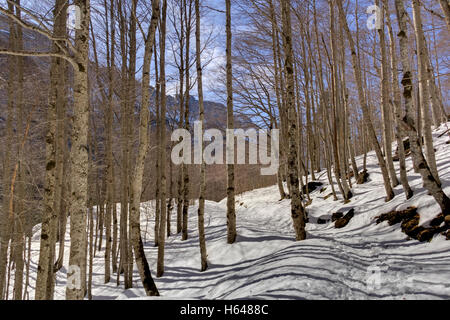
[157,0,168,278]
[412,0,440,185]
[22,235,31,300]
[269,0,286,200]
[126,0,138,287]
[118,0,130,289]
[330,0,352,201]
[12,1,24,299]
[176,2,186,235]
[226,0,236,244]
[337,0,395,201]
[384,0,413,199]
[128,0,160,296]
[103,0,115,283]
[87,206,94,300]
[195,0,208,272]
[377,0,399,189]
[182,0,193,242]
[154,46,161,248]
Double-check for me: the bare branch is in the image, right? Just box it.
[0,2,78,55]
[0,48,77,68]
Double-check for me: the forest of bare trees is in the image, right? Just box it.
[0,0,448,300]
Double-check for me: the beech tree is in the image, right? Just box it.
[281,0,306,241]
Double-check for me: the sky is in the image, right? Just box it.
[1,0,448,106]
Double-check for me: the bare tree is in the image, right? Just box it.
[336,0,395,202]
[128,0,160,296]
[195,0,208,271]
[157,0,169,278]
[226,0,236,244]
[394,0,450,218]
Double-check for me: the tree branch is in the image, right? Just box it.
[0,2,78,55]
[0,48,77,68]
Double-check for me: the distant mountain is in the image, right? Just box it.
[0,15,255,133]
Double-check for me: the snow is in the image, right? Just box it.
[8,123,450,300]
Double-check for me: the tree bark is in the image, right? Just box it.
[182,0,193,242]
[128,0,160,296]
[226,0,236,244]
[377,0,399,189]
[384,0,413,199]
[439,0,450,32]
[65,0,91,300]
[412,0,440,185]
[195,0,208,272]
[157,0,168,278]
[281,0,306,241]
[36,0,66,300]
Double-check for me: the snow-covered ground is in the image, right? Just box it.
[10,123,450,300]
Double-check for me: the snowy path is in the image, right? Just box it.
[11,123,450,300]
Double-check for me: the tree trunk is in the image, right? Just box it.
[412,0,440,185]
[269,0,286,200]
[104,0,115,284]
[384,0,413,199]
[377,0,399,189]
[281,0,306,241]
[182,0,193,242]
[36,0,66,300]
[65,0,91,300]
[157,0,168,278]
[336,0,395,202]
[394,0,450,217]
[226,0,236,244]
[154,46,161,248]
[128,0,160,296]
[118,0,130,289]
[439,0,450,32]
[195,0,208,272]
[12,1,25,300]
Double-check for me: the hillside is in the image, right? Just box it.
[10,123,450,300]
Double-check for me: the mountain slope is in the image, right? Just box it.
[11,122,450,300]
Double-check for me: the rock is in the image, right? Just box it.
[375,207,417,226]
[417,228,437,242]
[302,181,323,194]
[430,214,444,227]
[356,170,369,184]
[401,213,422,239]
[376,208,450,242]
[332,212,344,222]
[445,215,450,226]
[335,209,355,229]
[317,218,328,225]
